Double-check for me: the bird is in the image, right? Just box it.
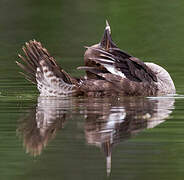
[16,21,176,97]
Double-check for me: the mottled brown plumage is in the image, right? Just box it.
[17,21,175,97]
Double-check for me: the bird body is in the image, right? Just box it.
[16,21,175,97]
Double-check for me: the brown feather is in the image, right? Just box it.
[17,40,76,92]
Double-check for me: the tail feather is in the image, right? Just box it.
[17,40,77,96]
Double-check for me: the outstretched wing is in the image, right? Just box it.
[16,40,77,96]
[84,46,157,83]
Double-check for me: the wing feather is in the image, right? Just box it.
[17,40,77,96]
[86,46,157,83]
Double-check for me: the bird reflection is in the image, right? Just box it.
[84,97,175,176]
[17,96,175,175]
[17,97,73,156]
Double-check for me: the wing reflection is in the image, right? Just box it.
[17,97,73,156]
[84,97,175,176]
[17,96,175,175]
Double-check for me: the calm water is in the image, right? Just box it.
[1,0,184,179]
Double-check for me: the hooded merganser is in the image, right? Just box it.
[16,21,175,97]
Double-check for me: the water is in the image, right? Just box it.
[1,0,184,179]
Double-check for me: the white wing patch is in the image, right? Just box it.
[92,55,126,78]
[103,64,126,78]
